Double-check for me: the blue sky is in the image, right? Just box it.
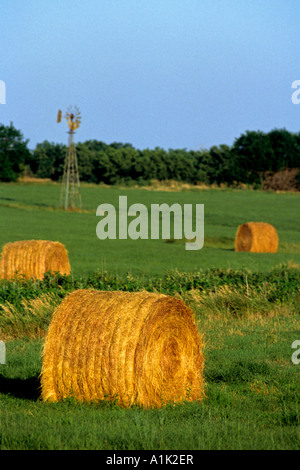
[1,0,299,150]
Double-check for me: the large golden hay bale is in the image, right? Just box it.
[235,222,278,253]
[0,240,71,280]
[41,289,204,408]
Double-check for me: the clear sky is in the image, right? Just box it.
[1,0,299,151]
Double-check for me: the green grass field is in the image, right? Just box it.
[1,312,299,450]
[0,181,299,277]
[0,182,299,450]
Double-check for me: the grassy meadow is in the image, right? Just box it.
[0,181,299,277]
[0,181,299,450]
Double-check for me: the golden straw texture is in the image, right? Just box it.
[41,289,204,408]
[0,240,71,280]
[235,222,279,253]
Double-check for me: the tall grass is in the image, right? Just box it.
[181,285,299,323]
[0,269,298,340]
[0,270,299,450]
[1,309,299,449]
[0,293,60,340]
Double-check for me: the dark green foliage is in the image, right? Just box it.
[30,141,66,181]
[0,123,30,182]
[2,120,299,187]
[231,130,276,184]
[195,144,233,185]
[231,128,300,185]
[268,128,300,170]
[0,265,299,308]
[26,127,300,188]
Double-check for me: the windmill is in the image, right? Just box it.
[57,105,82,210]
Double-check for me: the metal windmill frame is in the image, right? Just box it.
[57,105,82,210]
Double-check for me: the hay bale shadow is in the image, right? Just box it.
[0,374,41,401]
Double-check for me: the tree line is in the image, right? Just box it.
[1,122,300,187]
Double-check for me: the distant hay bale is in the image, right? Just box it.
[0,240,71,280]
[41,289,204,408]
[235,222,278,253]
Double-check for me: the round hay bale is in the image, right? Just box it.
[0,240,71,280]
[41,289,204,408]
[235,222,278,253]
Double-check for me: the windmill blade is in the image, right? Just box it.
[57,110,62,123]
[61,105,82,130]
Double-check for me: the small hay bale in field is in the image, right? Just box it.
[0,240,71,280]
[235,222,278,253]
[41,289,204,408]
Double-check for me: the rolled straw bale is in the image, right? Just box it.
[41,289,204,408]
[0,240,71,280]
[235,222,278,253]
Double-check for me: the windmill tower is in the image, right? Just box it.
[57,105,82,210]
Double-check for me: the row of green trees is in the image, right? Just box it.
[1,122,300,186]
